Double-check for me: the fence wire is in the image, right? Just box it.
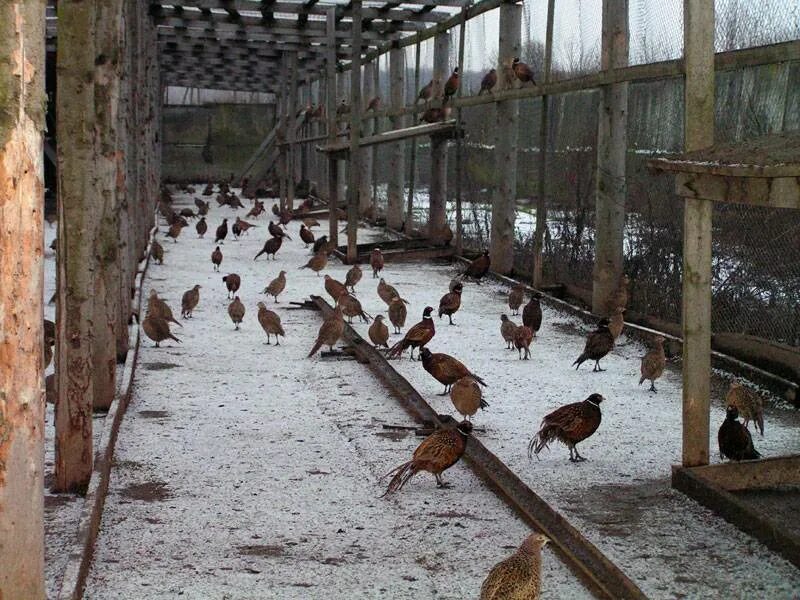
[364,1,800,349]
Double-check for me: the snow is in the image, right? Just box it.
[83,190,590,599]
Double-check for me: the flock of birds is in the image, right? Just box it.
[131,181,769,599]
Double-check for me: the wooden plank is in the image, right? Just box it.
[237,121,279,181]
[591,0,629,315]
[532,0,555,288]
[311,295,648,600]
[277,53,289,210]
[317,120,458,154]
[387,47,406,231]
[681,0,715,468]
[428,31,450,243]
[287,51,298,210]
[489,1,521,274]
[406,40,421,235]
[453,9,466,255]
[686,455,800,491]
[0,1,46,596]
[674,172,800,208]
[346,0,363,263]
[672,465,800,569]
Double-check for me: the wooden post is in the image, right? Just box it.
[489,1,522,273]
[532,0,555,287]
[278,54,288,210]
[454,12,467,255]
[0,2,46,596]
[359,60,375,216]
[592,0,629,314]
[682,0,715,467]
[93,0,124,410]
[287,51,298,211]
[405,41,421,235]
[54,0,97,492]
[428,32,450,242]
[387,47,406,231]
[371,61,380,213]
[336,71,347,221]
[347,0,363,263]
[326,7,339,247]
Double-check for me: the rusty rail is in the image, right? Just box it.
[311,295,648,600]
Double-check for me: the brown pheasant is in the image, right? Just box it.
[514,325,534,360]
[388,296,407,334]
[639,335,666,392]
[420,348,486,395]
[300,251,328,276]
[500,314,518,349]
[211,246,223,271]
[257,301,285,345]
[387,306,435,360]
[438,282,463,325]
[529,394,604,462]
[450,376,488,421]
[462,250,490,281]
[142,314,181,348]
[368,314,390,348]
[572,318,614,372]
[370,247,384,278]
[181,285,201,318]
[263,270,287,302]
[222,273,241,299]
[324,275,349,303]
[508,284,525,316]
[228,296,245,330]
[383,421,473,494]
[308,306,345,357]
[725,382,765,436]
[345,264,363,293]
[480,533,549,600]
[253,236,283,261]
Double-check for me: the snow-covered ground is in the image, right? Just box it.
[83,190,591,599]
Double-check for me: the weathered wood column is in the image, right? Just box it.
[532,0,555,287]
[0,2,46,596]
[277,53,289,210]
[359,60,375,216]
[93,0,124,409]
[428,32,450,242]
[406,41,421,235]
[326,6,339,247]
[489,1,522,273]
[336,71,347,218]
[287,51,298,210]
[54,0,98,492]
[387,47,406,230]
[681,0,715,467]
[592,0,629,314]
[347,0,363,263]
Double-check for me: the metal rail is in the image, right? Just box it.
[310,295,648,600]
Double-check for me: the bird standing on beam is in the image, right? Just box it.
[443,67,460,98]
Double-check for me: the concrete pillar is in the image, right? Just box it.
[489,2,522,274]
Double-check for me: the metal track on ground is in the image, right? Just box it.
[311,295,648,600]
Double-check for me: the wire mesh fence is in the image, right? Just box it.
[360,0,799,349]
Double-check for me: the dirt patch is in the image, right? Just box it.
[45,494,76,509]
[238,544,284,557]
[138,410,171,419]
[375,430,412,442]
[142,362,181,371]
[120,481,172,502]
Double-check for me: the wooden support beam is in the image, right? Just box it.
[454,10,466,255]
[532,0,555,288]
[287,51,298,210]
[681,0,715,468]
[406,41,421,235]
[277,53,288,210]
[55,0,97,493]
[359,60,376,216]
[489,1,521,274]
[428,31,450,243]
[0,2,46,597]
[93,0,125,410]
[347,0,363,263]
[592,0,629,314]
[386,46,406,230]
[326,6,339,248]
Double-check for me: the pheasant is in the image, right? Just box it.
[420,348,486,395]
[370,247,384,278]
[150,240,164,265]
[639,336,666,392]
[572,318,614,371]
[500,314,517,349]
[438,282,463,325]
[147,290,182,328]
[300,251,328,276]
[253,236,283,261]
[382,421,472,494]
[222,274,241,299]
[338,293,371,324]
[514,325,533,360]
[378,278,407,306]
[443,68,460,98]
[257,302,285,345]
[345,264,363,293]
[215,218,228,243]
[299,224,315,247]
[263,271,287,302]
[181,285,201,318]
[211,246,223,271]
[478,69,497,95]
[388,296,407,334]
[725,382,764,436]
[142,314,181,348]
[480,533,549,600]
[508,284,525,316]
[450,376,488,421]
[324,275,348,303]
[529,393,604,462]
[462,250,490,281]
[512,57,536,86]
[369,315,390,348]
[308,306,345,357]
[228,296,245,330]
[387,306,435,360]
[718,405,761,461]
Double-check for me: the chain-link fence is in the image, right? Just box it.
[363,0,800,348]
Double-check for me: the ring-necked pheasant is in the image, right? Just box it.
[572,318,614,372]
[382,420,473,494]
[387,306,435,360]
[718,405,761,461]
[528,393,604,462]
[420,348,486,395]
